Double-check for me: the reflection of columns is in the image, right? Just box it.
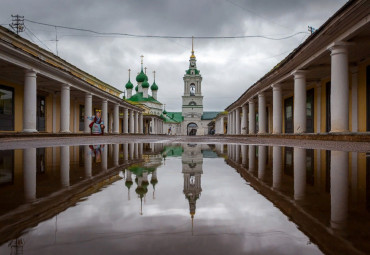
[241,105,247,135]
[102,145,108,171]
[102,100,108,132]
[113,144,119,167]
[248,145,255,172]
[316,149,322,189]
[60,146,70,187]
[241,145,247,165]
[329,43,349,132]
[123,143,128,161]
[84,145,92,178]
[272,146,282,189]
[351,152,358,202]
[248,100,255,134]
[60,84,71,133]
[52,93,57,133]
[272,84,282,134]
[129,143,134,159]
[113,104,119,134]
[258,146,266,180]
[258,93,266,134]
[23,70,37,132]
[331,151,348,230]
[139,143,143,158]
[84,94,92,133]
[316,83,321,133]
[351,67,358,132]
[134,143,138,158]
[235,108,240,135]
[129,109,134,134]
[292,70,307,133]
[23,148,36,201]
[294,148,306,200]
[235,145,240,163]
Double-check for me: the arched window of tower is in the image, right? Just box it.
[190,84,195,96]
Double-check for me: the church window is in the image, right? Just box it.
[190,83,195,96]
[189,101,196,106]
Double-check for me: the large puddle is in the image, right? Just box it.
[0,142,369,254]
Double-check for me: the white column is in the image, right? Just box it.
[102,99,108,132]
[84,145,92,178]
[124,108,129,134]
[351,67,358,132]
[52,93,57,133]
[272,146,282,189]
[227,113,231,134]
[235,108,240,135]
[152,118,156,134]
[248,100,255,134]
[109,112,113,133]
[258,146,266,180]
[248,145,255,172]
[73,99,78,133]
[220,117,224,134]
[258,93,266,134]
[241,105,247,135]
[331,151,348,230]
[139,113,143,134]
[60,146,70,187]
[113,144,119,167]
[316,83,321,133]
[292,70,307,133]
[23,148,36,201]
[113,104,119,134]
[328,43,349,132]
[84,94,92,133]
[60,84,71,133]
[294,148,306,200]
[272,84,282,134]
[129,109,134,134]
[23,70,37,132]
[134,111,139,133]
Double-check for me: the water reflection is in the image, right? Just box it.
[0,142,369,254]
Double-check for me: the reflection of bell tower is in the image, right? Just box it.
[182,144,203,232]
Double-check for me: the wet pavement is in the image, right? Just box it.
[0,137,369,254]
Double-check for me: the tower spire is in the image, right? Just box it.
[140,55,144,70]
[153,70,156,81]
[128,69,131,80]
[190,36,196,58]
[144,67,147,74]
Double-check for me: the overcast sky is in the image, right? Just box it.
[1,0,347,111]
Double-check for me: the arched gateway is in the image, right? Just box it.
[187,123,198,136]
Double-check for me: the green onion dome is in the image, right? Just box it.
[125,180,133,189]
[142,80,150,88]
[125,79,133,89]
[151,81,158,91]
[136,70,146,83]
[163,109,167,115]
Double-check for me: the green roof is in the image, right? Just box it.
[127,92,161,104]
[127,164,156,177]
[125,79,134,89]
[186,69,200,75]
[201,111,221,120]
[161,146,183,157]
[163,112,183,123]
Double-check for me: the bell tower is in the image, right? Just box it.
[182,37,203,120]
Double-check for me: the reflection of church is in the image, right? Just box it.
[182,144,203,224]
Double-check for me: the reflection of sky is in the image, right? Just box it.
[0,147,322,255]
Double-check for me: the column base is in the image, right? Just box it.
[22,129,38,133]
[60,130,71,133]
[113,131,119,134]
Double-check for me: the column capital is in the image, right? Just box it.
[61,83,70,90]
[327,41,354,53]
[291,70,308,78]
[271,83,283,90]
[258,92,265,98]
[85,93,92,98]
[25,69,38,76]
[248,99,255,104]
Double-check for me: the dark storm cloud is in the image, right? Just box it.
[1,0,347,110]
